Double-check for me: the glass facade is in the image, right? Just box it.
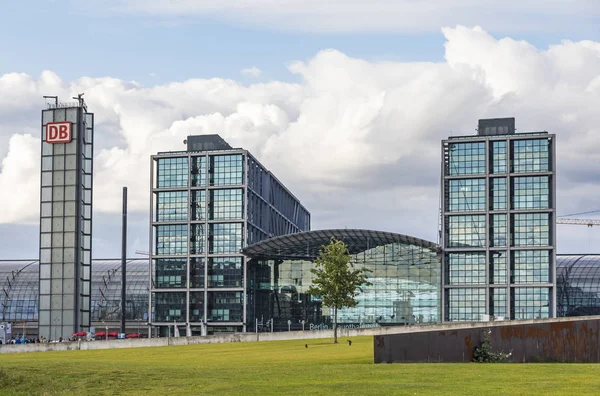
[512,139,550,173]
[245,231,441,332]
[151,137,310,335]
[156,225,188,255]
[446,253,485,285]
[1,253,592,336]
[447,142,486,175]
[0,259,149,336]
[491,214,507,247]
[211,155,243,186]
[442,122,555,322]
[491,141,507,173]
[445,215,486,248]
[512,287,550,319]
[207,257,243,288]
[490,252,507,284]
[491,177,507,210]
[511,250,550,284]
[210,189,243,220]
[445,288,485,322]
[512,176,550,209]
[446,179,485,212]
[156,191,188,222]
[512,213,550,247]
[490,287,507,318]
[157,158,188,188]
[209,223,243,254]
[154,258,187,289]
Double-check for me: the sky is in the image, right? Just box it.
[0,0,599,258]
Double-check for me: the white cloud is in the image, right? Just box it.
[241,67,262,78]
[109,0,598,33]
[0,26,599,252]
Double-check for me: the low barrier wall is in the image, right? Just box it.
[374,316,600,363]
[3,316,600,356]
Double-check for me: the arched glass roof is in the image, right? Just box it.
[557,255,600,317]
[0,259,149,322]
[242,229,440,260]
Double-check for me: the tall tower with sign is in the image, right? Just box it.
[39,95,94,340]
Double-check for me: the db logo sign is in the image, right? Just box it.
[46,122,72,143]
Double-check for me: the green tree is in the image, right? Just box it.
[307,237,372,344]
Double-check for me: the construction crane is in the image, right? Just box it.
[556,218,600,227]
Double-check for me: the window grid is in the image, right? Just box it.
[446,253,486,285]
[210,223,243,254]
[190,258,205,289]
[157,157,188,188]
[208,257,243,288]
[512,139,550,173]
[491,214,507,247]
[211,155,243,186]
[154,258,187,288]
[157,191,188,222]
[447,142,486,176]
[512,176,550,210]
[491,140,507,174]
[189,292,204,322]
[208,291,243,322]
[513,213,550,247]
[511,250,550,284]
[491,252,507,284]
[512,287,550,319]
[446,215,486,248]
[446,288,486,321]
[491,178,507,210]
[191,190,206,221]
[190,224,205,255]
[491,288,507,318]
[156,225,188,255]
[210,189,243,220]
[152,292,186,322]
[447,179,486,212]
[191,156,206,187]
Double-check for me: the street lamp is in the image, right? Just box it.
[52,318,60,342]
[101,320,108,341]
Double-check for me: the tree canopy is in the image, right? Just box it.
[307,237,371,343]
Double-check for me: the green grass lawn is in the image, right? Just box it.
[1,336,600,395]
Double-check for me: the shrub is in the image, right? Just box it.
[473,329,512,363]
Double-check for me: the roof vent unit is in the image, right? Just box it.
[477,117,515,136]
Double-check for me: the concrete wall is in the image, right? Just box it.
[374,316,600,363]
[0,325,390,354]
[4,316,600,356]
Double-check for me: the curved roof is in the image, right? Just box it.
[0,259,150,322]
[557,255,600,279]
[242,229,440,260]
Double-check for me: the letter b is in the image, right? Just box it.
[58,125,68,139]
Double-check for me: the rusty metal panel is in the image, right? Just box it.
[374,318,600,363]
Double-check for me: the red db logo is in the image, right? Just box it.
[46,122,72,143]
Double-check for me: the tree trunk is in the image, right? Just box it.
[333,306,338,344]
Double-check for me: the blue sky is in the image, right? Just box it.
[2,1,597,85]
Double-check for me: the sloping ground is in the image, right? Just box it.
[1,336,599,395]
